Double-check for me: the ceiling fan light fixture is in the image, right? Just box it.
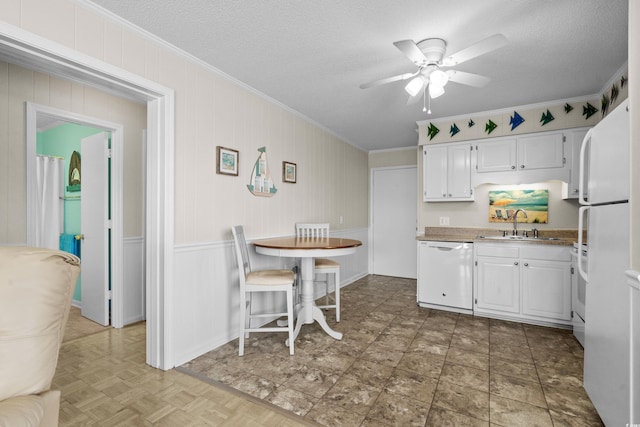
[404,75,426,97]
[429,84,445,99]
[429,69,449,87]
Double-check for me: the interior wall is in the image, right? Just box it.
[0,1,369,365]
[420,181,578,231]
[0,61,147,244]
[368,147,418,169]
[0,0,368,244]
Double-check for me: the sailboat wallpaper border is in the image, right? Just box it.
[488,189,548,224]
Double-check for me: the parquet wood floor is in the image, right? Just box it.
[56,311,314,426]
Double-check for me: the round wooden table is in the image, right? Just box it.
[252,236,362,341]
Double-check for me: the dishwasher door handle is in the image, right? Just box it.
[430,245,463,251]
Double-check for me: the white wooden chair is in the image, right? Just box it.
[295,223,341,322]
[231,226,295,356]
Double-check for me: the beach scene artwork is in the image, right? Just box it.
[489,189,548,223]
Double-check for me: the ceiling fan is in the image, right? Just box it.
[360,34,508,108]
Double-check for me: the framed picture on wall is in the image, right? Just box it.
[216,146,239,176]
[283,161,296,183]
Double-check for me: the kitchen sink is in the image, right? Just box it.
[476,235,561,241]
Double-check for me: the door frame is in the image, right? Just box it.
[0,22,175,370]
[26,103,123,327]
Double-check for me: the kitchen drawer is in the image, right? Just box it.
[520,245,571,261]
[475,244,519,258]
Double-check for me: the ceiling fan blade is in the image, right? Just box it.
[443,34,507,66]
[393,39,428,66]
[359,71,418,89]
[446,70,492,87]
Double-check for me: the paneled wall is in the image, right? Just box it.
[0,1,369,245]
[0,61,147,243]
[0,0,369,364]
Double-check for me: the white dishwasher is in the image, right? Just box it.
[417,241,473,312]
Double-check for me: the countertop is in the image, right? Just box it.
[417,227,581,246]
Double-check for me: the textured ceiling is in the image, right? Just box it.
[88,0,628,151]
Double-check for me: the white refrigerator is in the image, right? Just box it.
[578,99,631,426]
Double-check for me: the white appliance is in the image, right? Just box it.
[578,99,631,426]
[417,241,473,311]
[627,270,640,425]
[571,242,587,346]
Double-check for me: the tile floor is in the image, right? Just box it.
[180,275,604,426]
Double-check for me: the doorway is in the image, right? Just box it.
[1,24,173,369]
[27,103,130,327]
[33,118,111,324]
[371,166,418,278]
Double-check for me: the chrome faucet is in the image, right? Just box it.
[513,209,528,235]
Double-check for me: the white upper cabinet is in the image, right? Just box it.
[517,132,564,170]
[476,137,517,172]
[423,142,473,202]
[473,130,569,185]
[562,127,591,199]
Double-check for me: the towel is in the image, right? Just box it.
[59,233,80,257]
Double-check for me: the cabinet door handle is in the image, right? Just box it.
[524,263,529,267]
[443,193,447,197]
[448,193,452,197]
[514,261,519,266]
[442,293,446,296]
[511,165,516,170]
[520,165,525,169]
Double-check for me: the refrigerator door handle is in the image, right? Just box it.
[577,205,589,282]
[578,128,593,206]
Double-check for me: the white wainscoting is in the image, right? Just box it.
[67,237,145,327]
[172,227,369,366]
[123,237,145,326]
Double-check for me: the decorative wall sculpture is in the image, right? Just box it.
[247,147,277,197]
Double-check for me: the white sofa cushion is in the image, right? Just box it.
[0,247,80,402]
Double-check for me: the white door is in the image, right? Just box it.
[81,132,110,326]
[372,167,417,278]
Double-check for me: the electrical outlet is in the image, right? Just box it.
[439,216,450,226]
[339,216,344,224]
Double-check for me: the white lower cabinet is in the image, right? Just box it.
[521,258,572,321]
[474,243,572,325]
[475,255,520,314]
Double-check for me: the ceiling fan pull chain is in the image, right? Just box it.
[424,86,432,115]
